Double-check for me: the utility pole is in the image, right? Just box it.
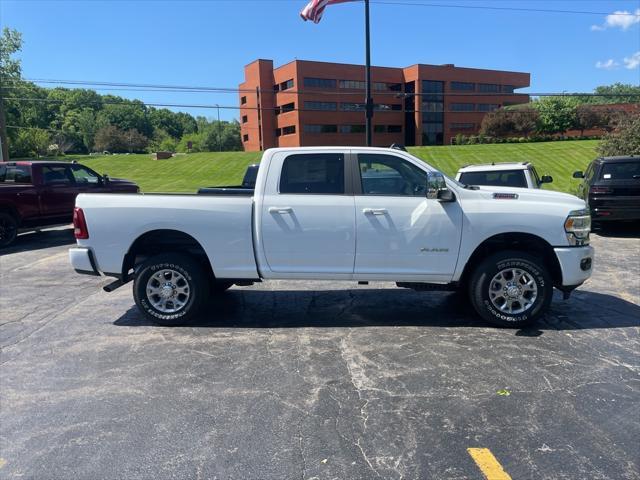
[364,0,373,147]
[216,104,221,152]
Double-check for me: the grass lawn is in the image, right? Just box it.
[65,140,598,194]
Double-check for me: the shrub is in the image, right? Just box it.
[597,114,640,156]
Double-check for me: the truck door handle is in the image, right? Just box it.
[363,208,388,215]
[268,206,293,214]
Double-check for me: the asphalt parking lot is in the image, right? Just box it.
[1,227,639,479]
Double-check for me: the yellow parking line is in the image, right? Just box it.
[467,448,512,480]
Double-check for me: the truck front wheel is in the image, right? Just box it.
[133,253,210,326]
[469,251,552,328]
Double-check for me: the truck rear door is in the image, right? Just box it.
[258,151,356,275]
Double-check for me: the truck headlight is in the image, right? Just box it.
[564,209,591,245]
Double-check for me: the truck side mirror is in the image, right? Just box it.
[572,171,584,179]
[102,173,110,184]
[541,175,553,184]
[426,171,455,202]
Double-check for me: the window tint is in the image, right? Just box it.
[280,154,344,194]
[0,165,32,184]
[72,166,100,185]
[358,154,427,196]
[459,170,527,188]
[601,161,640,180]
[304,77,336,89]
[42,166,73,185]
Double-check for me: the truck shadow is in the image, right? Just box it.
[114,288,640,332]
[593,223,640,239]
[1,227,75,255]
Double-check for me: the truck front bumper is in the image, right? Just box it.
[554,245,594,287]
[69,247,100,276]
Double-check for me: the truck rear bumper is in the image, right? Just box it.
[69,247,100,276]
[554,245,594,287]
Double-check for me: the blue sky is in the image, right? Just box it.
[2,0,639,121]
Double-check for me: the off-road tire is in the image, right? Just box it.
[0,212,18,248]
[469,250,552,328]
[133,253,210,326]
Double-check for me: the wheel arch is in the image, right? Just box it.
[458,232,562,289]
[122,229,214,280]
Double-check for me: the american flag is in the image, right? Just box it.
[300,0,360,23]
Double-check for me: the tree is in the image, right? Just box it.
[123,128,149,153]
[480,111,515,137]
[574,105,609,136]
[511,109,539,137]
[10,128,50,158]
[76,109,98,152]
[0,27,23,160]
[94,125,125,152]
[534,97,578,135]
[596,115,640,156]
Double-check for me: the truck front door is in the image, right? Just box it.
[259,151,356,275]
[353,153,463,282]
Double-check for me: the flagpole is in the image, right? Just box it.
[364,0,373,147]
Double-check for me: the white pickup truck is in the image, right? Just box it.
[69,147,593,328]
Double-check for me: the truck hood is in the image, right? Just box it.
[475,185,586,209]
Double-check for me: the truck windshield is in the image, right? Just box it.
[0,165,32,184]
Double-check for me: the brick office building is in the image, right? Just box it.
[239,59,530,151]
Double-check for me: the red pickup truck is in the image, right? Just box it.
[0,161,139,247]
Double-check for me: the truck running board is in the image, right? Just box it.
[396,282,458,292]
[103,274,134,293]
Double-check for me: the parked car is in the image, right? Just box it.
[0,161,139,247]
[573,156,640,226]
[456,162,553,189]
[70,147,593,328]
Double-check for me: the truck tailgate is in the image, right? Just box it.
[75,193,259,279]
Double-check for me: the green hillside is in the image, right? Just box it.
[66,140,598,194]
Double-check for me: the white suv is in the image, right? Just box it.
[456,162,553,189]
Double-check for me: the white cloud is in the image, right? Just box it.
[591,8,640,31]
[623,51,640,69]
[595,59,620,70]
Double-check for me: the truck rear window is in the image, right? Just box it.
[459,170,527,188]
[601,162,640,180]
[0,165,32,184]
[279,154,344,194]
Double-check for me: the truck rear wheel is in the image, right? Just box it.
[0,212,18,248]
[133,253,210,326]
[469,251,552,328]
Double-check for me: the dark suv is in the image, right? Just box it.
[573,156,640,225]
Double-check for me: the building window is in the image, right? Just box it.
[373,82,402,91]
[242,115,248,123]
[303,77,337,89]
[280,102,295,113]
[304,101,337,111]
[388,125,402,133]
[374,125,386,133]
[280,79,294,91]
[339,80,366,90]
[340,125,366,133]
[242,134,249,142]
[279,153,345,195]
[477,104,500,112]
[340,102,365,111]
[451,103,475,112]
[275,128,282,137]
[304,124,338,134]
[450,123,476,131]
[282,125,296,135]
[240,96,247,105]
[375,103,402,111]
[451,81,475,91]
[478,83,500,93]
[273,84,280,92]
[421,80,445,145]
[502,85,515,93]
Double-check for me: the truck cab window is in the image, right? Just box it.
[42,166,73,185]
[0,165,32,184]
[358,154,427,196]
[72,166,101,185]
[279,153,345,194]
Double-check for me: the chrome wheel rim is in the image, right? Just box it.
[146,269,190,313]
[489,268,538,315]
